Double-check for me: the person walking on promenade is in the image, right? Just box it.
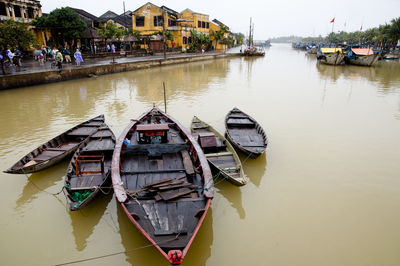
[201,44,205,54]
[38,52,44,65]
[52,47,57,60]
[107,44,110,53]
[13,49,22,71]
[0,53,5,74]
[111,44,116,54]
[94,44,97,54]
[41,47,47,62]
[74,49,83,66]
[56,50,63,69]
[63,48,71,63]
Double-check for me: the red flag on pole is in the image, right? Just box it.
[330,18,335,23]
[360,25,363,31]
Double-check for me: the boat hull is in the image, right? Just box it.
[111,107,213,264]
[4,115,105,174]
[225,108,267,158]
[318,52,345,65]
[191,116,248,186]
[63,124,116,211]
[347,53,380,66]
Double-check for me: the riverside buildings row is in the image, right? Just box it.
[0,1,234,51]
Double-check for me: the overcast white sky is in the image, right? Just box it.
[40,0,400,39]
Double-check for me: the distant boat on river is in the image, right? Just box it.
[345,48,380,66]
[317,48,345,65]
[241,17,265,56]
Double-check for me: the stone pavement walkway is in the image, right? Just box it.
[0,51,234,76]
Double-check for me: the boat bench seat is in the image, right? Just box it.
[46,147,69,151]
[227,118,255,128]
[69,174,104,189]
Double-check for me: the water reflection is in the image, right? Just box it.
[133,59,231,105]
[241,153,267,188]
[15,161,67,213]
[117,203,213,266]
[215,183,246,219]
[69,193,113,251]
[316,60,400,90]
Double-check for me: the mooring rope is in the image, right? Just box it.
[54,233,181,266]
[21,168,66,196]
[204,150,255,191]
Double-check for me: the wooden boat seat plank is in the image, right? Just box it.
[83,121,104,126]
[180,150,195,175]
[58,142,80,149]
[33,150,64,160]
[91,130,114,138]
[67,127,98,136]
[69,174,104,189]
[46,147,70,151]
[83,139,115,152]
[227,118,255,127]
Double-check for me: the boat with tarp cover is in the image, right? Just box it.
[346,48,380,66]
[4,115,105,174]
[63,124,116,211]
[191,116,248,186]
[111,107,213,265]
[317,48,345,65]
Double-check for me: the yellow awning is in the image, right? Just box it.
[320,48,343,54]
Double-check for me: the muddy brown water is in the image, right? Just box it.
[1,43,400,266]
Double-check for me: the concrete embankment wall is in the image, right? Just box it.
[0,53,238,90]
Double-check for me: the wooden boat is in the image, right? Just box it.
[346,48,380,66]
[225,108,267,158]
[382,54,400,60]
[4,115,105,174]
[317,48,345,65]
[241,46,265,56]
[240,17,265,57]
[111,107,213,265]
[63,124,116,211]
[190,116,247,186]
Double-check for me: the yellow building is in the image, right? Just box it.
[210,19,229,51]
[131,3,226,51]
[0,0,46,46]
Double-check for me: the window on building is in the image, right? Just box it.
[183,37,187,44]
[154,16,163,26]
[202,21,206,28]
[198,21,201,28]
[206,22,209,29]
[27,7,34,18]
[136,16,145,27]
[0,3,7,16]
[168,19,177,27]
[188,37,192,43]
[14,5,21,17]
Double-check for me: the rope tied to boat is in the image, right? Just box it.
[21,168,68,196]
[204,151,255,190]
[54,232,182,266]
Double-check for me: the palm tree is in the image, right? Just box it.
[210,25,228,51]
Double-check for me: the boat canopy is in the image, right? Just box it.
[320,48,343,54]
[351,48,374,55]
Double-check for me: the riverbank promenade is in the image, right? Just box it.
[0,50,239,89]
